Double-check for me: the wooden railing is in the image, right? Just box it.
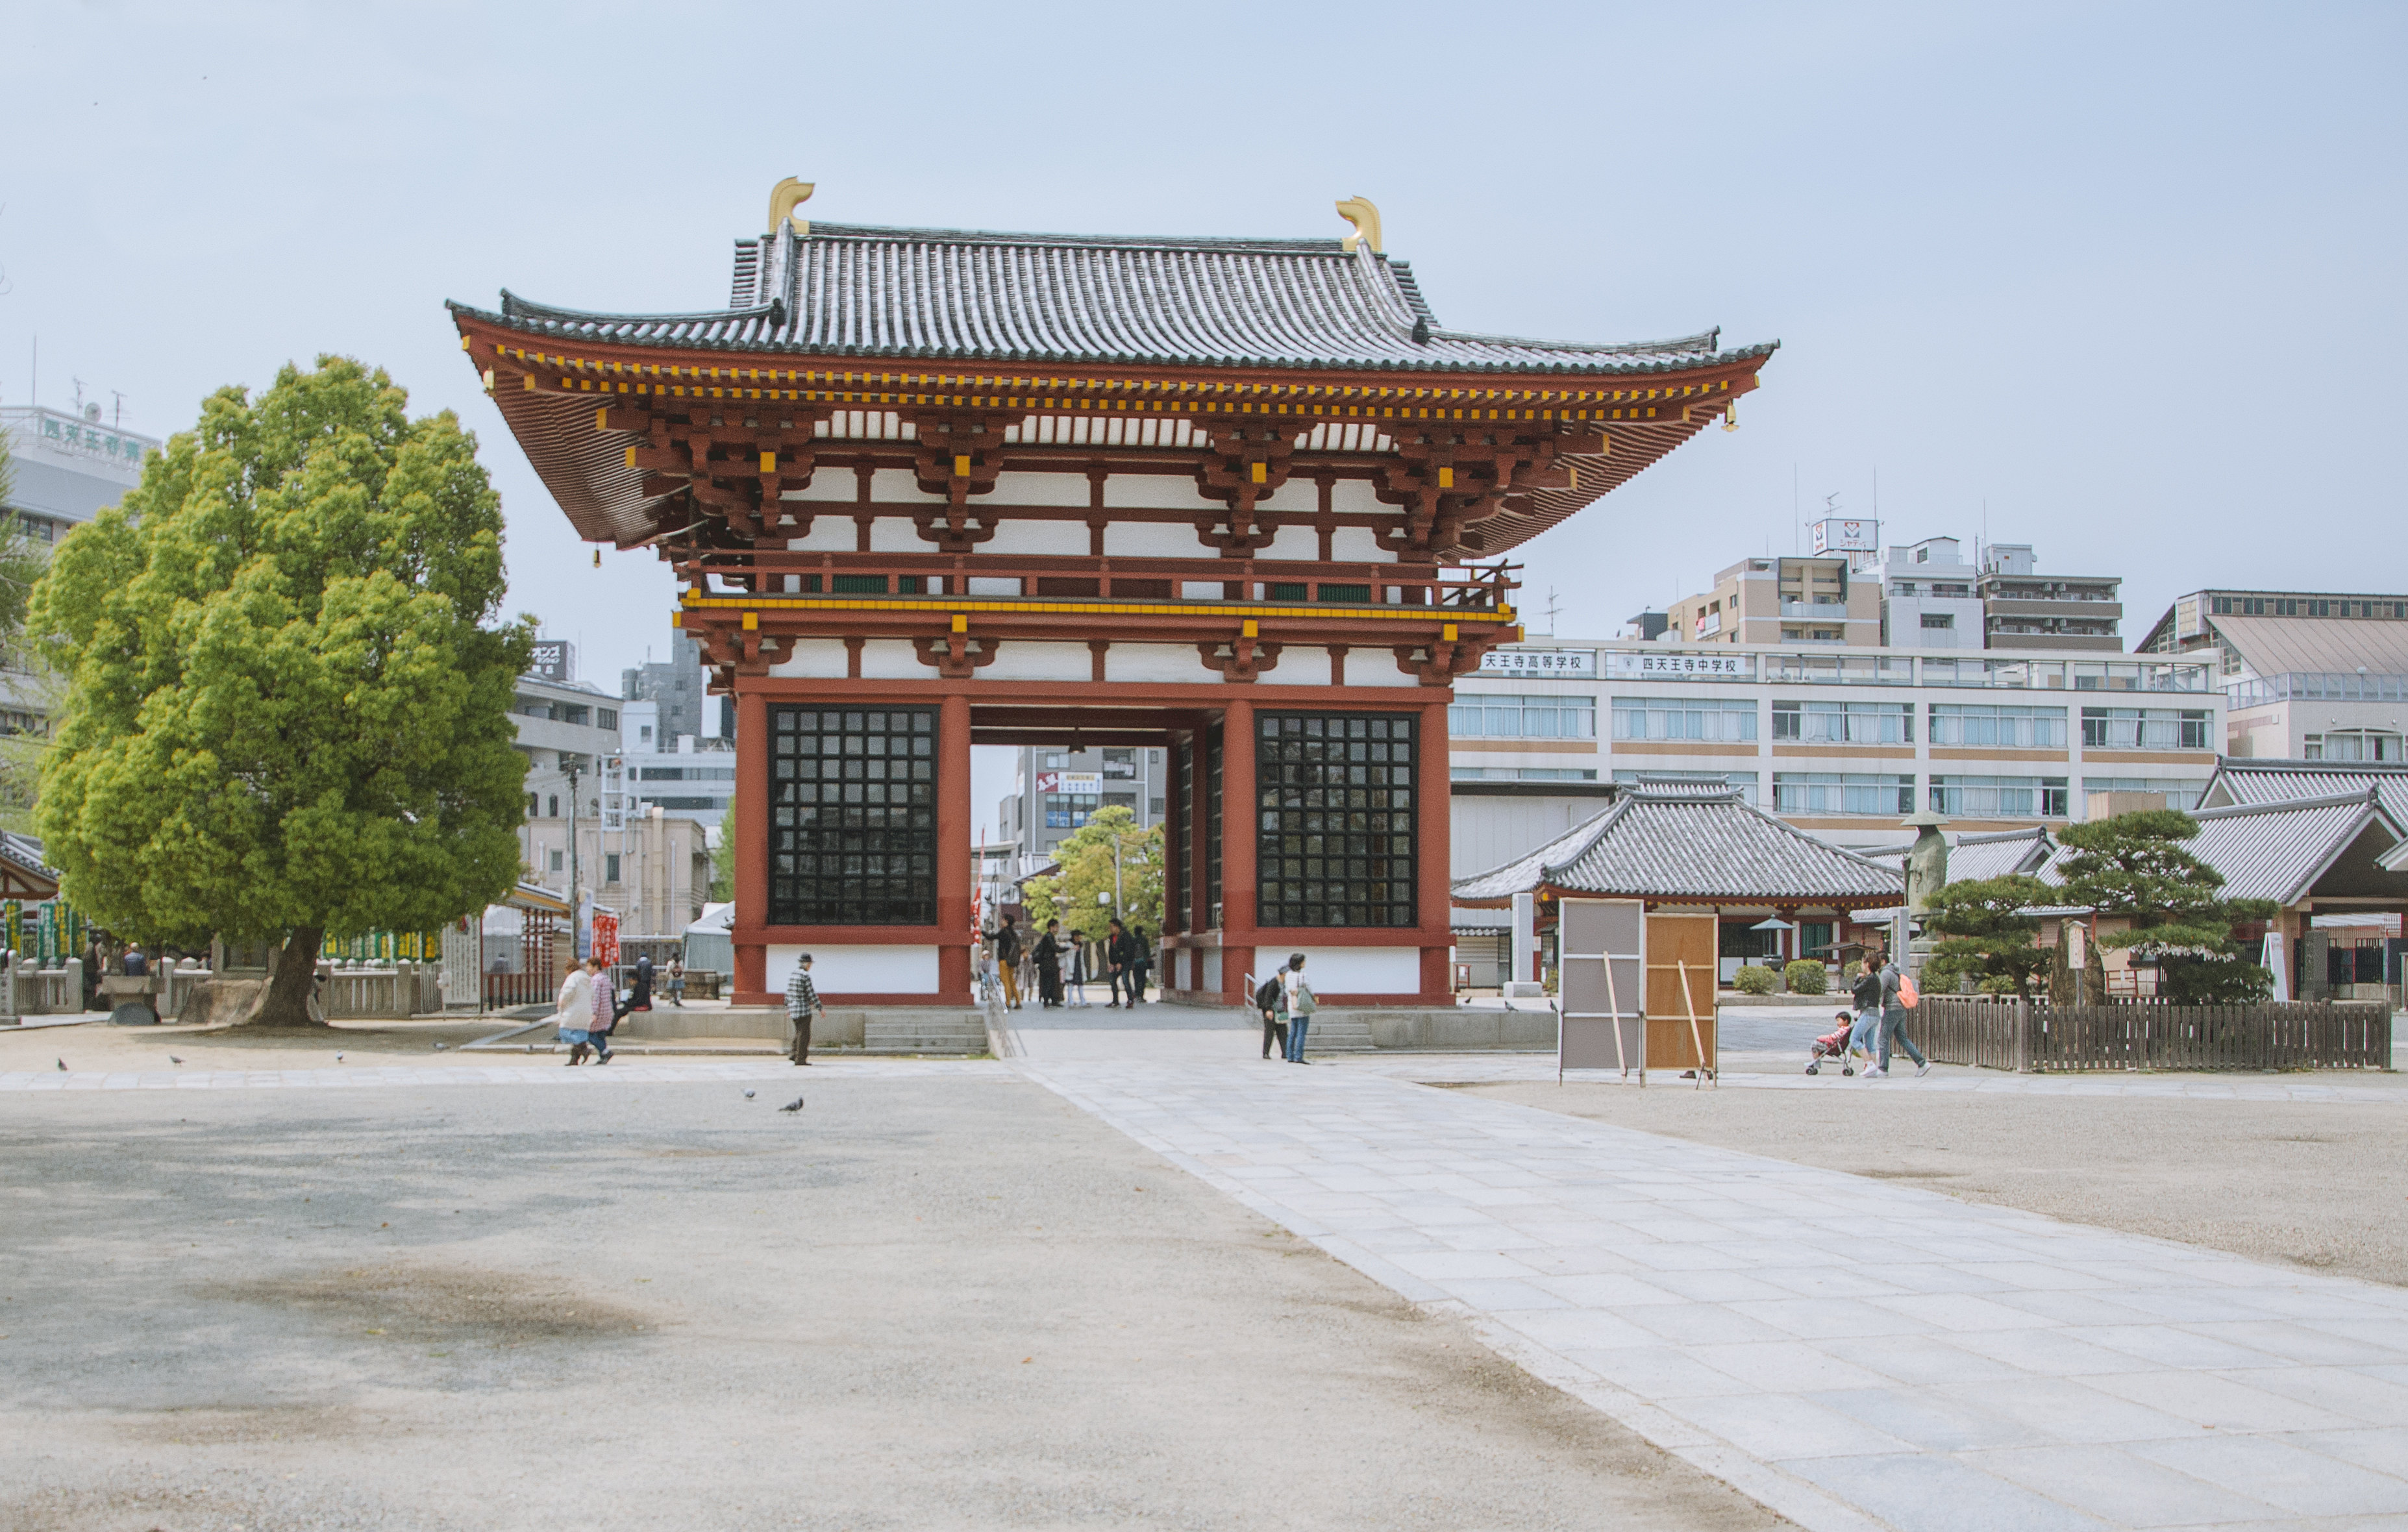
[1914,996,2392,1073]
[482,969,555,1010]
[685,551,1520,612]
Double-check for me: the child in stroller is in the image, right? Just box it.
[1806,1010,1863,1076]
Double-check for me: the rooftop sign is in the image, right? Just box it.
[1604,651,1755,682]
[0,406,158,484]
[1477,648,1596,679]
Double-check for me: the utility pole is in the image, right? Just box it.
[565,760,584,958]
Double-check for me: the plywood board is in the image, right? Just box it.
[1557,898,1645,1074]
[1644,912,1717,1073]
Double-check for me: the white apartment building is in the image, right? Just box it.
[1449,639,2223,865]
[1873,536,1987,649]
[995,743,1171,871]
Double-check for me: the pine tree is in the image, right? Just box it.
[2054,809,2276,1004]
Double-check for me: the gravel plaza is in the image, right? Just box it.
[5,1006,2408,1530]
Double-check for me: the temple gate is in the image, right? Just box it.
[451,186,1772,1007]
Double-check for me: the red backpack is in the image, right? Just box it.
[1897,972,1920,1008]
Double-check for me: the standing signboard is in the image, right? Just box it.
[1643,911,1719,1083]
[1556,898,1647,1081]
[591,908,621,967]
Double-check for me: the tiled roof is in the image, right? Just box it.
[456,221,1773,377]
[0,832,56,891]
[1860,826,2057,884]
[2185,791,2402,906]
[1452,785,1903,905]
[2198,758,2408,826]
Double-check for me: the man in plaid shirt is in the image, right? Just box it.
[786,954,823,1066]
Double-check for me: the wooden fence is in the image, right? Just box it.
[1914,996,2393,1073]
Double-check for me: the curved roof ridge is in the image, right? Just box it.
[2194,788,2385,820]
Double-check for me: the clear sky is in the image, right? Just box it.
[4,2,2400,817]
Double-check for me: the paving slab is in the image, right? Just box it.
[1017,1056,2408,1532]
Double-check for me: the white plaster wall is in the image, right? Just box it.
[980,641,1096,683]
[768,944,939,995]
[1104,475,1208,510]
[857,639,926,680]
[1202,948,1223,995]
[1327,480,1387,516]
[987,471,1087,508]
[1251,525,1317,560]
[768,638,852,679]
[983,520,1089,556]
[1328,526,1385,562]
[1106,521,1206,558]
[868,518,928,553]
[784,475,858,504]
[1109,644,1211,684]
[784,516,860,551]
[1289,946,1421,994]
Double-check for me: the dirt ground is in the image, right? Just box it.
[1,1015,786,1074]
[1463,1079,2408,1290]
[0,1073,1788,1532]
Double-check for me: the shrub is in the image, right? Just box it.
[1732,965,1777,995]
[1782,959,1827,996]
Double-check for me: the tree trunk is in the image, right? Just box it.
[254,926,327,1027]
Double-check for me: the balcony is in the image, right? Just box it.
[1779,600,1855,618]
[1989,598,2124,621]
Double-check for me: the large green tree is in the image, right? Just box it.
[1021,807,1163,943]
[2054,808,2277,1004]
[29,356,533,1024]
[0,429,53,829]
[1921,872,2057,1000]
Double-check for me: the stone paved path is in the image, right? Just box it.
[1021,1057,2408,1532]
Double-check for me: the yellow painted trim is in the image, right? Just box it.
[742,612,759,631]
[680,596,1511,625]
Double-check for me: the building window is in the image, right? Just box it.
[549,848,564,872]
[1613,770,1757,806]
[2080,708,2210,750]
[1929,776,2070,818]
[1770,773,1914,815]
[1449,693,1596,739]
[548,795,560,818]
[1206,728,1224,928]
[1257,712,1416,929]
[605,853,621,884]
[768,706,938,926]
[563,704,591,726]
[639,724,654,743]
[1039,751,1071,769]
[599,708,618,730]
[1100,748,1139,778]
[527,792,539,817]
[2080,776,2206,811]
[1772,700,1913,744]
[1169,738,1193,932]
[1149,797,1165,817]
[2303,732,2403,762]
[1610,696,1757,743]
[1928,704,2068,748]
[1920,612,1954,630]
[1045,793,1101,830]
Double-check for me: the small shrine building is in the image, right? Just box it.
[449,186,1774,1007]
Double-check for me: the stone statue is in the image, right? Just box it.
[1896,810,1950,972]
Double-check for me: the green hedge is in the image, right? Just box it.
[1783,959,1828,996]
[1732,965,1777,995]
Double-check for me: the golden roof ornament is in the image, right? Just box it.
[1334,196,1383,256]
[768,177,815,238]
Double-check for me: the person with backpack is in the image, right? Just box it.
[1869,952,1930,1079]
[1255,971,1287,1059]
[1279,953,1316,1063]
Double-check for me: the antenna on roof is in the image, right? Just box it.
[1542,587,1561,637]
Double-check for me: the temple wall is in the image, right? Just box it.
[767,943,939,996]
[1282,946,1422,995]
[978,642,1095,683]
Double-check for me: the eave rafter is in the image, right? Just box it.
[454,314,1766,560]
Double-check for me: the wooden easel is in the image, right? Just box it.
[1676,958,1715,1089]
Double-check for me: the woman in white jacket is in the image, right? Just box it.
[554,957,599,1065]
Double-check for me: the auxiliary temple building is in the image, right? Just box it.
[451,186,1773,1007]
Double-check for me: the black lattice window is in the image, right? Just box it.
[769,707,937,926]
[1256,712,1417,928]
[1206,726,1224,930]
[1169,736,1193,933]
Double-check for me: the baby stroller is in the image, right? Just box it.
[1806,1016,1861,1076]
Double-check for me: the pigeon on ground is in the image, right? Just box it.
[335,1053,344,1062]
[169,1056,184,1066]
[432,1041,446,1051]
[743,1089,756,1099]
[778,1097,805,1113]
[56,1059,66,1071]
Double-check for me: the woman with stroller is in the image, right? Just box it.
[1846,956,1885,1070]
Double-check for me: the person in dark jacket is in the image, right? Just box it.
[995,915,1024,1010]
[613,954,654,1024]
[1846,956,1884,1068]
[1256,971,1287,1059]
[1032,920,1065,1008]
[1127,926,1152,1006]
[1105,919,1132,1007]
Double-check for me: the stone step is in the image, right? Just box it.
[861,1011,989,1055]
[1293,1017,1374,1052]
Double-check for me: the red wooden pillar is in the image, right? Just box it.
[1221,697,1256,1003]
[732,686,770,1004]
[937,691,973,1004]
[1189,728,1213,992]
[1417,697,1454,1004]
